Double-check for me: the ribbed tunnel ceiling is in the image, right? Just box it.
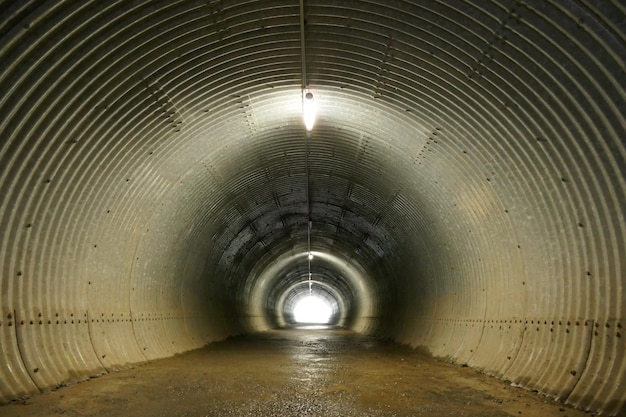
[0,1,624,415]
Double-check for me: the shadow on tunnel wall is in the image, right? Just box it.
[0,1,624,415]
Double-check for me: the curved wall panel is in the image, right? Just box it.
[0,1,624,415]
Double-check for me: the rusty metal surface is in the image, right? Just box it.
[0,1,623,415]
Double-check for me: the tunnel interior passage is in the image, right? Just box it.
[0,1,624,416]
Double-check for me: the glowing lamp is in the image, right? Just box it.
[303,91,316,131]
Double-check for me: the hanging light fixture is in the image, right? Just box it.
[303,90,316,132]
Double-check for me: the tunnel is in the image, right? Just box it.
[0,1,624,415]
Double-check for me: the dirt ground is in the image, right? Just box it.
[1,327,591,417]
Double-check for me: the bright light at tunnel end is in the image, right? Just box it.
[293,295,332,324]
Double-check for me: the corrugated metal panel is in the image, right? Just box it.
[0,308,39,402]
[470,321,525,378]
[504,320,593,401]
[14,310,102,391]
[568,320,626,415]
[87,312,147,371]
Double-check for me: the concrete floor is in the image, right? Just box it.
[2,327,590,417]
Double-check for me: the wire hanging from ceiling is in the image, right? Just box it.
[299,0,307,90]
[300,0,313,296]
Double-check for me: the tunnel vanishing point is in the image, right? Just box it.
[0,1,624,415]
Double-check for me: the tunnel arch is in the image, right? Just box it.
[0,1,624,415]
[245,249,379,333]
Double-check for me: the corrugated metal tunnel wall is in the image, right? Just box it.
[0,1,624,415]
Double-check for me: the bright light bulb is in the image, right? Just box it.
[303,91,316,131]
[293,296,332,324]
[308,252,314,260]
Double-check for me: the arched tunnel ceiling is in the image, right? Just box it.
[0,1,624,415]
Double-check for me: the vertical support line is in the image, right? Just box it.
[300,0,312,295]
[305,130,312,295]
[299,0,310,212]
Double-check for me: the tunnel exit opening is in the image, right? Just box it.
[292,295,333,324]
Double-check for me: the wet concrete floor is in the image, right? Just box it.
[2,327,590,417]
